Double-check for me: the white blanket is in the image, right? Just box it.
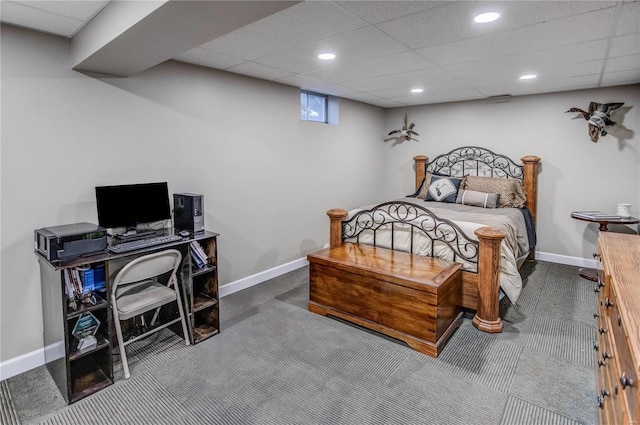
[343,198,530,304]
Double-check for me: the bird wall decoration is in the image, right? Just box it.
[388,113,419,141]
[566,102,624,142]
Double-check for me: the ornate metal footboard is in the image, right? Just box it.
[325,147,540,335]
[342,201,479,268]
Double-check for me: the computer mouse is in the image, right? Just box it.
[178,230,190,237]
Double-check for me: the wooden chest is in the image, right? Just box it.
[307,242,463,357]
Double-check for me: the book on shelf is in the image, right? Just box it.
[572,211,624,220]
[189,241,207,269]
[64,269,77,299]
[193,241,209,263]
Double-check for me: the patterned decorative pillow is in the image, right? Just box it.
[456,189,499,208]
[414,173,434,199]
[425,176,462,203]
[462,176,526,208]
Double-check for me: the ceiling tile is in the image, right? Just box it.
[227,62,293,81]
[341,67,453,92]
[615,1,640,36]
[443,55,604,82]
[418,10,616,69]
[389,88,486,106]
[604,54,640,73]
[371,99,407,108]
[342,92,386,103]
[610,34,640,58]
[255,26,409,75]
[0,0,105,37]
[478,74,601,98]
[336,1,444,25]
[8,0,109,21]
[376,1,616,50]
[275,74,356,97]
[600,69,640,86]
[173,48,246,70]
[197,1,369,61]
[418,36,608,68]
[305,51,436,84]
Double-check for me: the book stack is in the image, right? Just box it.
[64,265,103,310]
[190,241,209,269]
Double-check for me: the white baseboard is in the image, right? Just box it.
[2,252,596,382]
[219,256,308,298]
[0,258,309,382]
[0,341,63,381]
[535,251,598,269]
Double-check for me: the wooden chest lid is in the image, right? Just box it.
[307,242,462,292]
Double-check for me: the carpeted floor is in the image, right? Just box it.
[2,260,598,425]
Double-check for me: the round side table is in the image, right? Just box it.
[571,212,639,281]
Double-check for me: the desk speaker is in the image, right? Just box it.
[174,193,204,233]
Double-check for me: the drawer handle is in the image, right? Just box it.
[605,299,614,308]
[597,389,609,408]
[593,341,599,351]
[620,373,635,389]
[599,327,607,334]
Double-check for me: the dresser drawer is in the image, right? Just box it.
[596,233,640,425]
[607,286,638,424]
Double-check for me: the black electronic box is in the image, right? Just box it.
[174,193,204,234]
[35,222,107,262]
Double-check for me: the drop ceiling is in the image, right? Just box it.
[1,0,638,108]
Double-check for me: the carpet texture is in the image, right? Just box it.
[3,261,598,425]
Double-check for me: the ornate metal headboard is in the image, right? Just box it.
[425,146,523,180]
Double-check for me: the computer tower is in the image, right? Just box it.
[173,193,204,233]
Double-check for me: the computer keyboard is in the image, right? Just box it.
[109,234,183,254]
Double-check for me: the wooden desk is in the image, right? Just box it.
[37,229,219,404]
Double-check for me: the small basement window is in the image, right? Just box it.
[300,91,327,123]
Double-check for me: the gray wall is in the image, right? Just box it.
[0,25,387,363]
[383,86,640,261]
[2,23,639,368]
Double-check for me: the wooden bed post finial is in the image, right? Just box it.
[413,155,428,191]
[472,227,506,333]
[327,208,348,248]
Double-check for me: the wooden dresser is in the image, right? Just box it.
[596,232,639,424]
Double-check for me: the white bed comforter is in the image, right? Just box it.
[343,197,530,304]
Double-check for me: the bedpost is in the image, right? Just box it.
[327,209,348,248]
[413,155,428,191]
[521,155,540,261]
[472,227,505,333]
[521,155,541,225]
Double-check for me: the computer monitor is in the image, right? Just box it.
[95,182,171,232]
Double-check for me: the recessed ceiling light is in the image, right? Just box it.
[474,12,500,23]
[318,53,336,60]
[519,74,537,80]
[411,88,424,93]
